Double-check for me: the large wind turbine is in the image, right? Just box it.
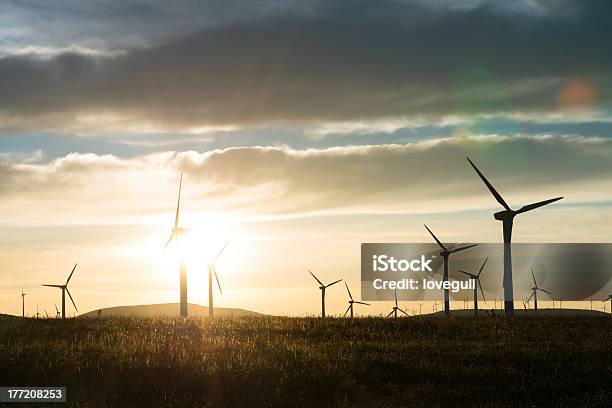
[308,270,341,318]
[458,257,488,316]
[207,242,229,318]
[386,289,407,318]
[467,157,562,316]
[343,282,369,318]
[527,268,552,315]
[602,295,612,315]
[42,263,78,319]
[21,289,26,317]
[424,225,477,317]
[164,173,190,317]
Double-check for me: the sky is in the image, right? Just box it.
[1,0,611,316]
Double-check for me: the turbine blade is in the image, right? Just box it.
[478,280,486,302]
[424,224,447,251]
[325,279,342,288]
[386,310,394,317]
[164,232,175,249]
[527,292,535,302]
[458,270,473,278]
[466,157,511,211]
[343,305,351,317]
[451,244,478,253]
[517,197,563,214]
[394,289,398,307]
[211,241,230,265]
[174,173,182,229]
[531,268,537,287]
[308,270,324,286]
[354,301,370,306]
[66,263,78,285]
[478,257,489,276]
[42,284,62,288]
[66,288,78,312]
[345,282,353,301]
[399,308,408,316]
[212,265,222,295]
[539,288,552,296]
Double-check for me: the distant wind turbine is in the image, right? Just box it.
[603,295,612,315]
[42,263,78,319]
[55,304,60,318]
[36,303,40,319]
[207,241,229,318]
[21,289,26,317]
[164,173,190,317]
[308,270,341,318]
[458,256,488,316]
[343,282,369,318]
[425,224,477,317]
[527,268,553,315]
[386,289,407,318]
[467,157,562,316]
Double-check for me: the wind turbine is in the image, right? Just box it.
[603,295,612,315]
[308,270,341,318]
[36,303,40,319]
[458,256,488,316]
[207,241,229,318]
[55,304,60,318]
[164,173,190,317]
[527,268,552,315]
[343,282,369,318]
[467,157,562,316]
[21,289,26,317]
[386,289,407,318]
[418,303,423,315]
[42,263,78,319]
[424,224,477,317]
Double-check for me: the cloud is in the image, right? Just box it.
[0,135,610,225]
[0,0,610,133]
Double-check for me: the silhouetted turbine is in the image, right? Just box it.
[425,224,477,317]
[603,295,612,315]
[458,256,488,316]
[42,263,78,319]
[164,173,190,317]
[308,270,341,318]
[21,289,26,317]
[343,282,370,318]
[467,157,562,316]
[386,289,407,318]
[527,268,552,315]
[208,241,229,318]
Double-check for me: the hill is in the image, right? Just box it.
[79,303,262,318]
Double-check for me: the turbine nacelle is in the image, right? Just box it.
[494,210,515,221]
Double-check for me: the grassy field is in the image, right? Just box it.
[0,315,610,407]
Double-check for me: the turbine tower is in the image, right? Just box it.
[458,256,488,316]
[164,173,190,317]
[42,263,78,319]
[527,268,552,315]
[602,295,612,315]
[425,224,477,317]
[208,242,229,318]
[21,289,26,317]
[386,289,407,318]
[467,157,562,316]
[343,282,369,318]
[308,270,341,318]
